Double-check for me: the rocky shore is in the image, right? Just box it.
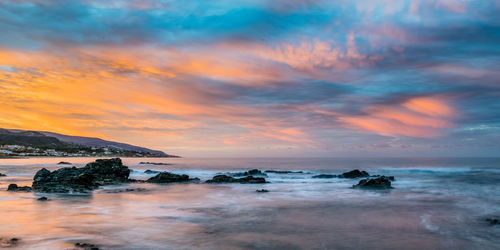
[3,158,399,194]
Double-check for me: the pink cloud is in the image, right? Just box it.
[339,96,457,138]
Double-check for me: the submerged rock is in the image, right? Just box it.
[206,175,235,183]
[0,238,19,247]
[32,158,130,193]
[102,188,148,193]
[37,196,49,201]
[57,161,72,165]
[139,162,171,166]
[265,170,304,174]
[75,242,100,250]
[256,189,269,193]
[312,174,337,179]
[144,169,161,174]
[7,184,32,192]
[370,175,395,181]
[486,218,499,225]
[232,169,267,177]
[353,176,392,189]
[146,172,194,183]
[206,174,266,184]
[338,169,370,178]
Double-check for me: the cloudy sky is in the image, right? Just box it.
[0,0,499,157]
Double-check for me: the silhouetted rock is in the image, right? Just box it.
[232,169,267,177]
[0,238,19,247]
[206,175,235,183]
[339,169,370,178]
[353,176,392,189]
[7,184,32,192]
[0,172,6,177]
[265,170,304,174]
[237,176,266,183]
[144,169,161,174]
[206,175,266,184]
[32,158,130,193]
[102,188,148,193]
[75,242,100,250]
[146,172,193,183]
[37,196,49,201]
[486,218,499,225]
[312,174,337,179]
[256,189,269,193]
[139,162,172,165]
[57,161,71,165]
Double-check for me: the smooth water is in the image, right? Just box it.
[0,157,499,249]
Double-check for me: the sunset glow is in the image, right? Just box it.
[0,0,499,156]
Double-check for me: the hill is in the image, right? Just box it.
[0,129,177,157]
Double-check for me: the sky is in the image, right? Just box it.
[0,0,499,157]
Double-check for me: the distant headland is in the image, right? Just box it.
[0,128,179,158]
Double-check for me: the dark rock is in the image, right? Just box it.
[37,196,49,201]
[353,176,392,189]
[206,175,266,184]
[339,169,370,178]
[75,242,100,250]
[232,169,267,177]
[265,170,304,174]
[370,175,395,181]
[146,172,192,183]
[312,174,337,179]
[486,218,499,225]
[139,162,172,165]
[7,184,32,192]
[32,158,130,193]
[206,175,236,183]
[144,169,161,174]
[0,238,19,247]
[57,161,72,165]
[0,172,6,177]
[256,189,269,193]
[103,188,148,193]
[237,176,266,183]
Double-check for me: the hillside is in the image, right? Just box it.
[0,128,178,157]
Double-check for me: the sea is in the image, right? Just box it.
[0,157,499,249]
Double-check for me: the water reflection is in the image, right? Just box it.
[0,158,499,249]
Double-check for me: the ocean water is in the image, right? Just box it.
[0,157,499,249]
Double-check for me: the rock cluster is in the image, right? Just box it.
[353,176,392,189]
[32,158,130,193]
[206,175,266,184]
[232,169,267,177]
[146,172,198,183]
[7,184,32,192]
[338,169,370,178]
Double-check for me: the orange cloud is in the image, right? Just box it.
[339,96,457,138]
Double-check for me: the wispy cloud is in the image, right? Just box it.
[0,0,499,156]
